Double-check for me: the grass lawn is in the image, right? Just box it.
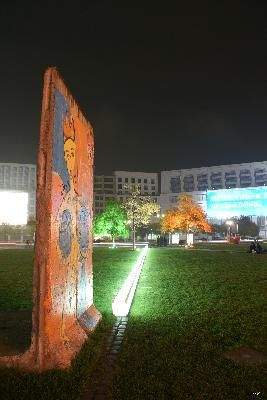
[113,248,267,400]
[0,249,34,311]
[193,241,266,252]
[0,247,138,400]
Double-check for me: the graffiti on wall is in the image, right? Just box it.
[50,86,96,341]
[0,68,101,371]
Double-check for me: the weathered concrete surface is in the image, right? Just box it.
[0,67,101,371]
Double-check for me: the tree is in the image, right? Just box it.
[161,193,211,244]
[93,200,129,247]
[211,223,227,237]
[161,208,179,236]
[237,215,259,237]
[123,186,160,249]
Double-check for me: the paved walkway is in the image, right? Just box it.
[80,317,128,400]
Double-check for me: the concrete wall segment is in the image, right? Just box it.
[0,67,101,371]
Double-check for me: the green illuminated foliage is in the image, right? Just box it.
[93,200,129,246]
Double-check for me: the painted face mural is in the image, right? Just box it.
[51,86,93,335]
[64,138,76,176]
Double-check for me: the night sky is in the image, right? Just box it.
[1,1,267,174]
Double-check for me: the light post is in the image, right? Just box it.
[226,220,233,242]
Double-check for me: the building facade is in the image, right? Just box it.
[0,163,36,221]
[2,160,267,235]
[159,161,267,214]
[114,170,159,202]
[93,175,116,214]
[93,171,160,215]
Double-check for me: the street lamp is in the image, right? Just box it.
[226,220,233,242]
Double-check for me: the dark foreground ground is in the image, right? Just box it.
[0,245,266,399]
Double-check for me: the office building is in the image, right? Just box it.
[0,163,36,221]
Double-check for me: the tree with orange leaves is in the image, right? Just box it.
[160,208,178,235]
[161,193,211,243]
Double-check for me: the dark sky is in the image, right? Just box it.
[1,1,267,174]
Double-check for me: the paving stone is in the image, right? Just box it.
[111,345,120,351]
[113,339,123,345]
[80,313,129,399]
[109,334,116,341]
[118,325,127,330]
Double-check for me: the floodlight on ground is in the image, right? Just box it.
[0,191,28,225]
[112,244,148,317]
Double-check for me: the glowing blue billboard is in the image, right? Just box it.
[206,186,267,218]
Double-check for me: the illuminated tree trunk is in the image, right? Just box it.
[132,219,136,250]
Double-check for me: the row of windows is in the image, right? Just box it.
[117,184,156,190]
[94,177,114,183]
[170,173,267,192]
[94,189,114,194]
[171,169,267,182]
[94,183,114,188]
[117,177,155,184]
